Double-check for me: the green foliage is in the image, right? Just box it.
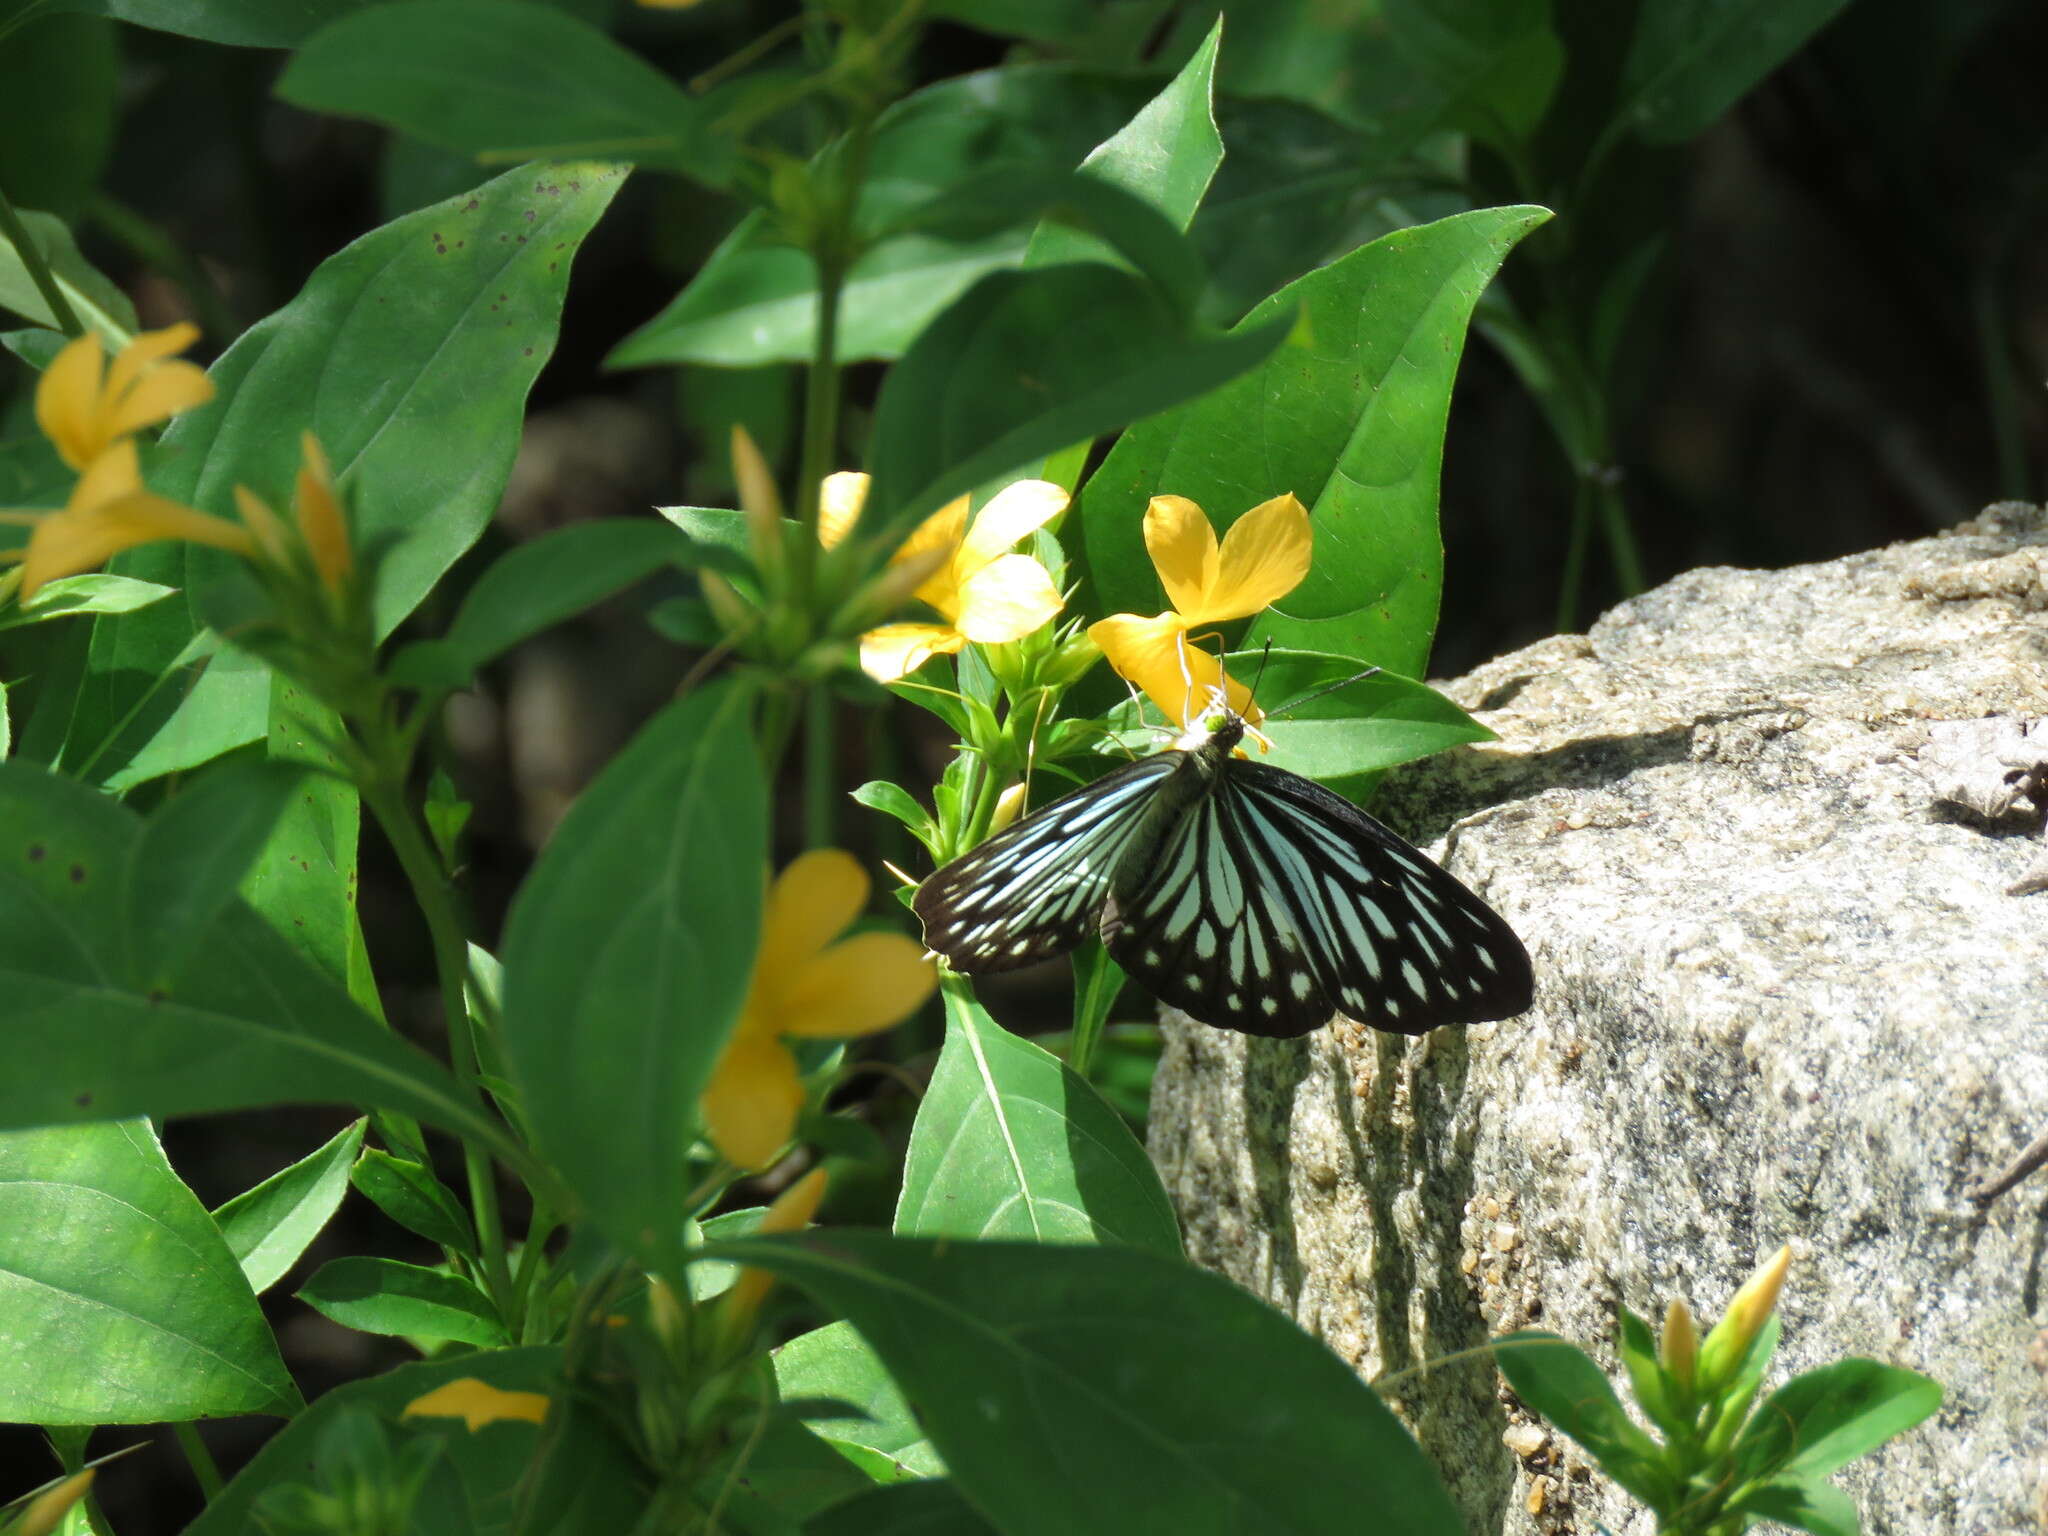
[0,2,1952,1530]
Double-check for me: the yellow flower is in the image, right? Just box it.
[720,1166,828,1333]
[819,472,1068,683]
[3,438,255,601]
[700,851,935,1170]
[35,323,213,471]
[1086,493,1311,729]
[401,1377,551,1431]
[233,432,354,596]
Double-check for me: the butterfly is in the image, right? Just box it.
[912,702,1533,1038]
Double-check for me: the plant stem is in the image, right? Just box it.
[802,683,836,848]
[171,1422,223,1502]
[0,182,83,338]
[362,776,517,1327]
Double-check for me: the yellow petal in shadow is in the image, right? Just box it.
[701,1030,804,1171]
[778,932,937,1038]
[34,333,109,470]
[756,849,868,985]
[401,1378,551,1432]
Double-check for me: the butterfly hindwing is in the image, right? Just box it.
[913,754,1181,973]
[1221,759,1534,1032]
[1102,795,1339,1037]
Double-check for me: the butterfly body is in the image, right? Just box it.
[913,710,1534,1039]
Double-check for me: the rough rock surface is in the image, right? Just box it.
[1147,504,2048,1535]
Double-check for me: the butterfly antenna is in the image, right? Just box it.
[1268,665,1384,719]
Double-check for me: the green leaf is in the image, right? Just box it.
[500,680,764,1275]
[1616,0,1856,144]
[896,986,1180,1255]
[6,0,390,50]
[1617,1304,1685,1440]
[213,1118,366,1294]
[925,0,1095,43]
[67,161,625,790]
[387,519,712,692]
[1104,649,1494,802]
[0,14,115,221]
[241,677,362,985]
[1380,0,1563,152]
[120,758,303,990]
[805,1479,998,1536]
[1492,1332,1675,1509]
[864,264,1291,540]
[298,1256,507,1347]
[772,1320,944,1480]
[608,66,1161,370]
[185,1347,644,1536]
[0,573,171,629]
[690,1410,877,1532]
[849,780,932,840]
[705,1231,1465,1536]
[278,1,734,184]
[1732,1359,1942,1483]
[0,207,135,341]
[0,1118,300,1422]
[0,761,515,1158]
[1023,17,1221,274]
[886,168,1206,317]
[351,1148,478,1257]
[1077,205,1551,681]
[1730,1475,1861,1536]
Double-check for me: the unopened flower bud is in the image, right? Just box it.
[1659,1297,1698,1389]
[1697,1244,1791,1393]
[989,781,1029,833]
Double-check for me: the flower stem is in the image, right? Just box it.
[170,1422,223,1502]
[0,181,84,338]
[361,774,517,1327]
[803,683,837,849]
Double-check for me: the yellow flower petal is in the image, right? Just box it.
[723,1167,829,1325]
[956,479,1068,580]
[292,432,352,593]
[103,321,200,400]
[21,488,256,601]
[756,848,867,988]
[857,622,963,684]
[105,358,212,442]
[1143,495,1220,619]
[1194,492,1311,623]
[35,324,214,472]
[817,470,867,551]
[234,484,294,569]
[35,333,108,471]
[71,437,145,511]
[777,932,936,1038]
[401,1377,551,1431]
[897,496,970,615]
[951,552,1062,644]
[701,1030,804,1170]
[1086,612,1257,730]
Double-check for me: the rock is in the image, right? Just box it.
[1147,503,2048,1535]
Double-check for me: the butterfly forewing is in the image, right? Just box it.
[913,754,1181,973]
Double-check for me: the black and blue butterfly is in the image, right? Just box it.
[912,700,1533,1039]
